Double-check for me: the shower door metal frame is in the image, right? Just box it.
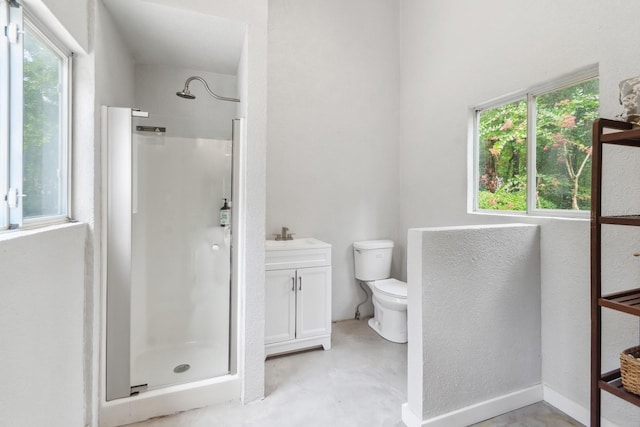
[105,106,136,401]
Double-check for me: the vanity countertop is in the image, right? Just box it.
[265,237,331,251]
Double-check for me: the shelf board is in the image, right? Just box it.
[599,215,640,226]
[599,288,640,316]
[601,128,640,146]
[600,369,640,407]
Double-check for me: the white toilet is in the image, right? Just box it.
[353,240,407,344]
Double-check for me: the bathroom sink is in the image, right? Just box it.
[265,238,331,270]
[265,237,331,251]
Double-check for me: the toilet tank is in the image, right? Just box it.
[353,240,394,281]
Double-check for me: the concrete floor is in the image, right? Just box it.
[471,402,583,427]
[126,319,581,427]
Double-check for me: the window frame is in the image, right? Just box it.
[0,2,9,229]
[470,65,599,218]
[1,1,72,231]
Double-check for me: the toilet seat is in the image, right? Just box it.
[373,278,407,299]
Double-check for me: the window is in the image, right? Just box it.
[473,68,599,216]
[1,0,71,230]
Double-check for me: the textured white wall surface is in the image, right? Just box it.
[0,224,86,426]
[95,1,136,109]
[267,0,401,321]
[406,224,540,423]
[398,0,640,424]
[24,0,89,52]
[0,1,98,426]
[93,4,137,423]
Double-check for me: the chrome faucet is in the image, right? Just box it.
[274,226,294,241]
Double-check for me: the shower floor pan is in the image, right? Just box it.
[131,342,229,391]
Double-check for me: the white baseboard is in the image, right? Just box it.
[401,402,422,427]
[401,385,542,427]
[401,384,622,427]
[543,384,619,427]
[542,385,589,426]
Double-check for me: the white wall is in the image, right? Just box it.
[267,0,401,321]
[92,2,136,423]
[0,224,86,427]
[39,0,88,51]
[95,1,136,108]
[405,224,541,425]
[0,1,94,426]
[24,0,88,53]
[398,0,640,424]
[134,65,237,139]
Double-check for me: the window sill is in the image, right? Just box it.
[469,210,590,222]
[0,220,85,243]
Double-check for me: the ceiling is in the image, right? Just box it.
[102,0,246,75]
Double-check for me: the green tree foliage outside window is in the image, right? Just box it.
[477,79,599,212]
[478,99,528,211]
[23,28,63,219]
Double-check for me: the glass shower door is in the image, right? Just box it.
[128,119,232,391]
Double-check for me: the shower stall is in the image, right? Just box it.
[103,106,240,406]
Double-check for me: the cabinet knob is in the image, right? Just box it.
[291,277,295,292]
[298,276,302,291]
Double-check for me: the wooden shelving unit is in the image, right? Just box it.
[591,118,640,426]
[599,368,640,407]
[599,288,640,316]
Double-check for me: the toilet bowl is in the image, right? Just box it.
[353,240,408,344]
[366,278,407,343]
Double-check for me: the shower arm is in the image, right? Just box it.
[183,76,240,103]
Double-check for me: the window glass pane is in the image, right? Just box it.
[477,99,528,211]
[0,4,8,229]
[535,79,598,211]
[23,26,65,219]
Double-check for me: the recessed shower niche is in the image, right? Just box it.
[100,0,248,424]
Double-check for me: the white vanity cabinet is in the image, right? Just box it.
[265,238,332,356]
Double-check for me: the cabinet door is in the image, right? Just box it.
[265,269,296,345]
[296,266,331,339]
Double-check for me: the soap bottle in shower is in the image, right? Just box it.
[219,198,230,227]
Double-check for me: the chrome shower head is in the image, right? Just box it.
[176,76,240,102]
[176,88,196,99]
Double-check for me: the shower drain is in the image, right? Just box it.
[173,364,191,373]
